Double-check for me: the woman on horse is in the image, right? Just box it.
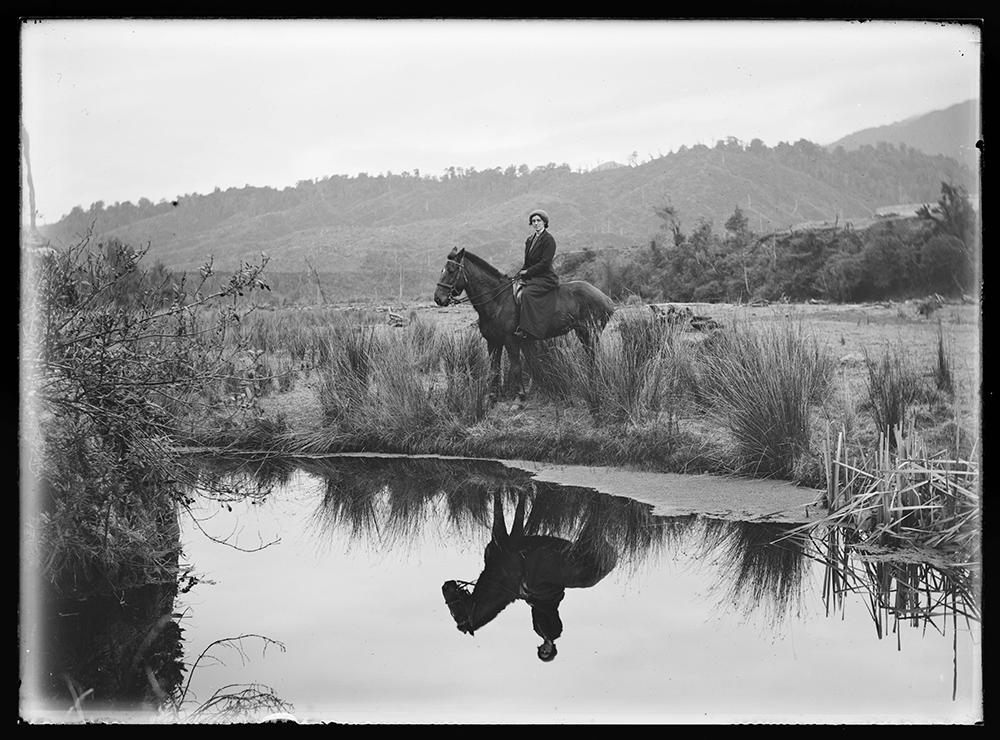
[513,209,560,340]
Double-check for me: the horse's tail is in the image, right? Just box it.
[592,285,616,326]
[602,291,616,318]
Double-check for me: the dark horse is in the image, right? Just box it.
[433,247,615,400]
[442,487,616,660]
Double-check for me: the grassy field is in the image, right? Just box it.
[213,296,980,489]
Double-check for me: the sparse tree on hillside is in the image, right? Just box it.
[724,206,754,299]
[654,199,685,247]
[724,206,750,243]
[917,182,978,294]
[918,182,977,246]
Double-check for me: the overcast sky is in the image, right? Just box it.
[20,18,981,225]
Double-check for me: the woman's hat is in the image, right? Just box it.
[528,209,549,227]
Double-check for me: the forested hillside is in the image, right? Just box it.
[559,181,977,305]
[38,124,977,304]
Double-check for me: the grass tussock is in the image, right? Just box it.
[862,344,927,447]
[522,311,698,433]
[934,322,955,397]
[523,337,588,402]
[304,323,492,453]
[699,319,834,478]
[588,312,693,428]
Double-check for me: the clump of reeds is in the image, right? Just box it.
[820,425,979,558]
[802,425,982,693]
[700,319,834,478]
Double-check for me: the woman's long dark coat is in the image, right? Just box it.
[519,536,613,642]
[518,229,560,338]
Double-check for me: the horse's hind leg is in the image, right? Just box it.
[575,325,597,362]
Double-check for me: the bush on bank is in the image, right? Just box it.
[24,235,270,597]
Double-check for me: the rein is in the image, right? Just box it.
[437,257,514,306]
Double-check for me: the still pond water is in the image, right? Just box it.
[171,454,981,724]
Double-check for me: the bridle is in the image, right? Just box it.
[436,253,515,306]
[436,258,467,305]
[443,579,476,633]
[442,572,523,635]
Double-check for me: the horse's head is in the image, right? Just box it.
[434,248,467,306]
[442,579,476,635]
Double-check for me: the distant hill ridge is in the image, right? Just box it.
[38,102,978,283]
[825,99,980,165]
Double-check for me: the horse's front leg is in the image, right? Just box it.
[506,341,526,405]
[491,486,508,543]
[487,341,503,403]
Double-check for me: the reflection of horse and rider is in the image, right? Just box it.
[443,487,617,662]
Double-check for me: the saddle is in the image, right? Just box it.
[512,278,524,306]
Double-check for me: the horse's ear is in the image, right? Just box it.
[456,248,466,260]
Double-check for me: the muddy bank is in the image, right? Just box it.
[502,459,825,523]
[318,452,824,523]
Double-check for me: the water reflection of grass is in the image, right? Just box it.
[806,522,980,702]
[303,456,679,574]
[702,509,980,700]
[191,454,691,575]
[188,454,981,701]
[701,519,810,625]
[192,455,816,622]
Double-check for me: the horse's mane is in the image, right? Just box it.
[462,250,509,282]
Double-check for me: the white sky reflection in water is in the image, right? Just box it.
[179,464,981,724]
